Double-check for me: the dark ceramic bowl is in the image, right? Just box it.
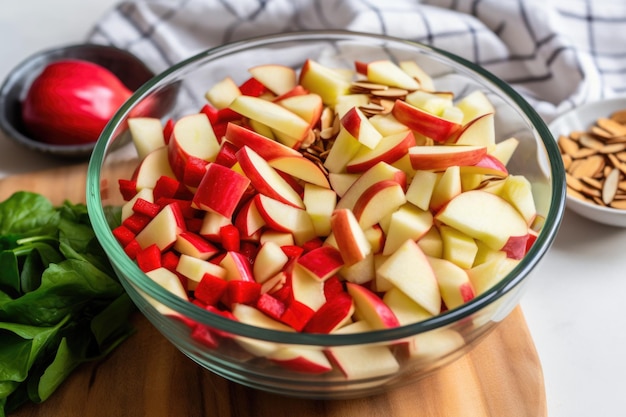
[0,43,155,158]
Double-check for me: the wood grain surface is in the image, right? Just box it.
[0,162,547,417]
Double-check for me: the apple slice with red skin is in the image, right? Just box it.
[427,256,476,310]
[135,202,186,251]
[346,282,400,330]
[267,346,333,374]
[233,197,266,240]
[297,245,344,281]
[345,130,416,173]
[237,146,304,209]
[352,180,407,230]
[435,190,530,254]
[272,85,309,102]
[460,154,509,177]
[340,106,383,149]
[448,112,495,146]
[238,76,269,97]
[408,145,487,171]
[174,231,219,261]
[228,95,312,146]
[330,208,373,267]
[253,194,316,246]
[176,254,227,290]
[192,162,251,218]
[248,64,297,96]
[392,99,462,143]
[336,161,406,211]
[303,292,355,334]
[268,155,331,188]
[220,251,255,282]
[223,123,301,159]
[168,113,220,182]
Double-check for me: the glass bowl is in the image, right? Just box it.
[86,31,566,399]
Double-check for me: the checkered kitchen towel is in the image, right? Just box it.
[88,0,626,122]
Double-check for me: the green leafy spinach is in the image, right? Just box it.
[0,192,134,416]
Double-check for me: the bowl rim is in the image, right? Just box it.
[87,30,567,345]
[0,43,153,157]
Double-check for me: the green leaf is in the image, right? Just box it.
[0,317,67,382]
[0,251,20,295]
[0,260,124,327]
[91,293,136,349]
[0,193,59,237]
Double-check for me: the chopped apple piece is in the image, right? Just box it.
[377,239,441,315]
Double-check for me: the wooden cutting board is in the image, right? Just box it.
[0,162,547,417]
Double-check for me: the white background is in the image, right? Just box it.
[2,2,626,416]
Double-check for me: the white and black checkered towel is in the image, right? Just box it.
[88,0,626,122]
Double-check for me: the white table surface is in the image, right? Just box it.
[2,2,626,417]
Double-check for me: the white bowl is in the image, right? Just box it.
[548,97,626,227]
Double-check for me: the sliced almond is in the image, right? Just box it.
[610,199,626,209]
[569,154,605,178]
[580,176,603,190]
[599,143,626,154]
[602,168,620,204]
[610,109,626,124]
[572,148,598,159]
[558,135,579,155]
[590,126,614,140]
[597,117,626,137]
[578,133,605,150]
[371,88,408,98]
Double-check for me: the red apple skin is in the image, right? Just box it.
[346,131,416,173]
[192,163,250,218]
[460,154,509,177]
[236,146,303,209]
[270,355,332,374]
[330,208,371,267]
[303,292,355,334]
[297,246,344,281]
[224,122,301,160]
[501,234,530,260]
[408,146,487,171]
[391,99,461,143]
[346,282,400,329]
[351,180,404,222]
